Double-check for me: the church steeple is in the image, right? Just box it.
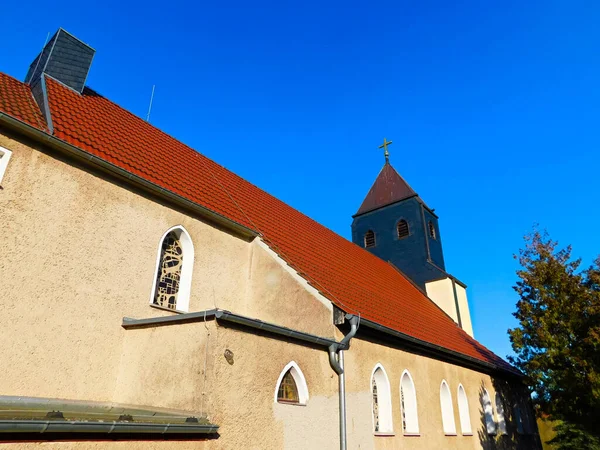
[351,142,446,289]
[350,141,474,336]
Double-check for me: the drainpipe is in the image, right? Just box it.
[329,315,359,450]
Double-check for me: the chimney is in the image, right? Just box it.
[25,28,95,94]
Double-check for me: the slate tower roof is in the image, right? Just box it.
[354,162,419,217]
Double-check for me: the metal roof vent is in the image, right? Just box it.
[25,29,95,94]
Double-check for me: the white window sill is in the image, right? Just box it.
[462,432,474,436]
[403,432,420,437]
[444,433,458,436]
[276,401,307,407]
[374,432,395,437]
[150,303,186,314]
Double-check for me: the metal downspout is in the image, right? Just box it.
[328,315,359,450]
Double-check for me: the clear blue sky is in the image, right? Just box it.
[2,1,598,360]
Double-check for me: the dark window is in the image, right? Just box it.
[397,220,409,239]
[277,370,299,403]
[364,230,376,248]
[428,221,436,240]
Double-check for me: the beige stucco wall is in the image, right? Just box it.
[456,283,474,337]
[425,277,458,322]
[0,129,537,449]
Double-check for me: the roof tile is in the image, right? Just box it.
[0,73,514,373]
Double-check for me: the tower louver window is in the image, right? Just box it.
[428,221,436,240]
[397,220,409,239]
[364,230,376,248]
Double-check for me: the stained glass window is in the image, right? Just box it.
[277,370,299,403]
[372,377,380,432]
[153,231,183,310]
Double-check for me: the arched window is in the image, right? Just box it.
[457,384,472,435]
[371,364,393,433]
[400,370,419,434]
[364,230,376,248]
[481,389,496,435]
[495,392,507,435]
[151,226,194,312]
[397,219,409,239]
[440,380,456,435]
[428,221,436,239]
[274,361,309,405]
[514,405,524,434]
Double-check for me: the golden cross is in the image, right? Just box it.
[379,138,393,163]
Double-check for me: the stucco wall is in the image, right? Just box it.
[0,129,537,449]
[425,277,458,323]
[456,283,474,337]
[0,130,332,402]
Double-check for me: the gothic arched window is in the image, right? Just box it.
[457,384,472,435]
[440,380,456,435]
[371,364,393,433]
[400,370,419,434]
[495,392,508,435]
[481,389,497,435]
[428,220,436,239]
[364,230,376,248]
[274,362,309,405]
[151,226,194,312]
[397,219,409,239]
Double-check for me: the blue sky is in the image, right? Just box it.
[2,1,598,360]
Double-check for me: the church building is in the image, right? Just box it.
[0,29,540,449]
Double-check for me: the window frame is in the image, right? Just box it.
[364,230,376,248]
[440,380,457,436]
[371,364,394,434]
[495,392,508,435]
[481,388,497,435]
[428,220,436,240]
[274,361,309,406]
[0,146,13,185]
[400,369,420,435]
[397,219,410,239]
[149,225,195,313]
[457,384,473,435]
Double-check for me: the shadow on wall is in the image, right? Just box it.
[477,380,543,450]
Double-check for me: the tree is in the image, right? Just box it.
[509,229,600,449]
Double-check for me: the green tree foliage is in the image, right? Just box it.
[509,229,600,448]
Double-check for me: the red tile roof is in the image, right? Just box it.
[355,162,418,216]
[0,73,47,131]
[0,73,514,373]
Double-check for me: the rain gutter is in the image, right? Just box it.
[122,309,342,350]
[0,112,257,241]
[0,420,218,435]
[347,314,521,377]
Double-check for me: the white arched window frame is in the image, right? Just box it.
[440,380,457,435]
[149,225,194,312]
[0,146,13,184]
[400,369,419,435]
[495,392,507,435]
[457,384,472,435]
[482,388,497,435]
[514,405,524,434]
[371,364,393,433]
[274,361,309,405]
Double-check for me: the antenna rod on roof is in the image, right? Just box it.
[146,85,156,122]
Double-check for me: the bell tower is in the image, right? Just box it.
[351,139,474,336]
